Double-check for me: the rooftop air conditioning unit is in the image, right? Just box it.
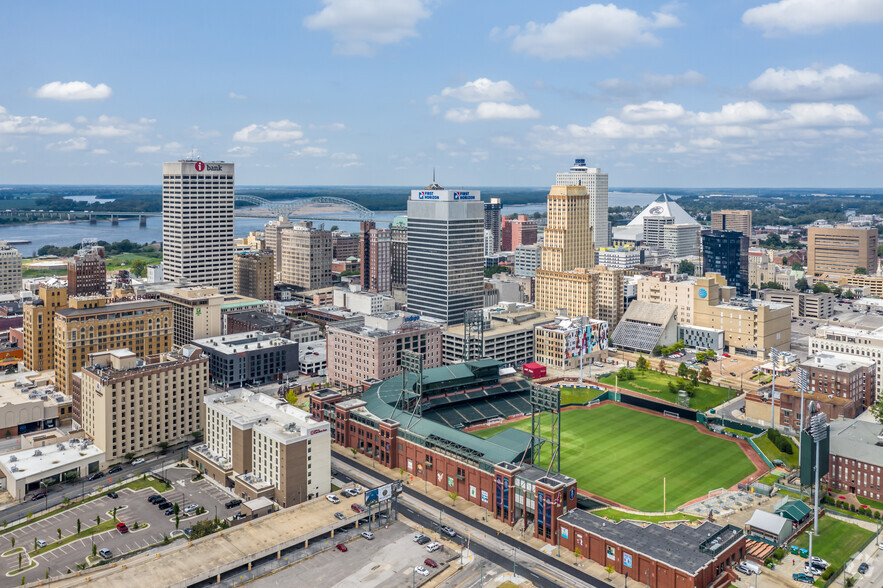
[9,455,17,462]
[33,450,42,456]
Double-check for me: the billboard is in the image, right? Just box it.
[364,480,403,507]
[562,321,609,360]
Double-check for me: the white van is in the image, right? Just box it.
[742,561,762,575]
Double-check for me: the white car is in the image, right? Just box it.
[414,566,430,577]
[36,540,47,548]
[183,503,199,513]
[131,458,145,465]
[426,542,442,552]
[326,494,340,504]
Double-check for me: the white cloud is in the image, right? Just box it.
[688,101,780,125]
[135,145,161,153]
[743,0,883,35]
[566,116,671,139]
[780,103,870,127]
[508,4,680,60]
[749,64,883,101]
[228,92,247,100]
[304,0,430,56]
[621,101,686,122]
[227,145,257,157]
[293,146,329,157]
[188,126,221,139]
[342,161,363,167]
[444,102,541,123]
[35,81,112,101]
[80,115,154,137]
[440,78,522,103]
[233,120,303,142]
[0,105,74,135]
[46,137,88,151]
[91,148,109,155]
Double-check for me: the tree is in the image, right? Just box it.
[762,281,784,290]
[855,267,867,275]
[448,491,458,505]
[763,233,783,248]
[76,519,81,534]
[350,447,357,457]
[484,265,510,278]
[95,514,100,527]
[657,359,666,373]
[705,349,716,360]
[130,258,147,277]
[57,528,61,540]
[795,277,809,292]
[842,289,856,299]
[617,367,634,381]
[329,225,339,232]
[870,400,883,425]
[792,262,804,271]
[699,366,712,383]
[112,507,118,522]
[18,552,21,571]
[92,543,97,558]
[677,259,695,275]
[173,502,180,516]
[813,282,831,294]
[677,362,691,378]
[125,453,135,461]
[690,371,699,386]
[696,351,706,363]
[175,514,180,530]
[34,537,37,552]
[574,547,581,559]
[605,564,615,580]
[635,355,649,371]
[10,536,14,550]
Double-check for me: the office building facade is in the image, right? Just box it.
[193,330,299,388]
[514,244,541,277]
[66,242,106,297]
[0,241,23,295]
[159,286,224,347]
[702,230,749,295]
[484,198,502,253]
[77,347,207,463]
[23,284,68,371]
[264,217,294,276]
[711,210,752,237]
[234,250,275,301]
[555,158,609,248]
[280,222,332,291]
[663,224,701,258]
[162,160,235,293]
[391,216,408,291]
[359,221,391,293]
[406,185,484,325]
[808,225,878,277]
[501,215,538,251]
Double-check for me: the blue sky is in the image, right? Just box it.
[1,0,883,187]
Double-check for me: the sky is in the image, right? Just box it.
[1,0,883,188]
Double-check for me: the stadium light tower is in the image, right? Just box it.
[769,348,780,428]
[807,404,828,568]
[796,367,809,431]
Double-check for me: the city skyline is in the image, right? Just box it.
[0,1,881,187]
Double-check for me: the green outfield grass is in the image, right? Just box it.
[753,431,799,468]
[473,404,756,511]
[598,370,732,411]
[559,386,606,406]
[590,507,700,523]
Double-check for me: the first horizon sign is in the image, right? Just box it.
[410,189,480,201]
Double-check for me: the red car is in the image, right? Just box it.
[335,543,348,552]
[116,522,128,533]
[351,503,365,513]
[424,558,438,568]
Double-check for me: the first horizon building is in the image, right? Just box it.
[162,160,235,294]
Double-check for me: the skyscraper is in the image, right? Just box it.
[555,158,609,248]
[162,160,235,293]
[0,241,23,295]
[702,230,749,295]
[808,225,878,277]
[711,210,752,238]
[280,222,332,290]
[66,239,106,297]
[264,216,293,276]
[406,183,484,325]
[484,198,502,253]
[234,250,275,300]
[391,216,408,291]
[360,221,391,293]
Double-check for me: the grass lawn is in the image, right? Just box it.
[757,473,781,486]
[559,386,606,406]
[598,370,732,411]
[753,432,799,469]
[590,507,700,523]
[472,404,756,511]
[106,252,161,272]
[793,516,874,569]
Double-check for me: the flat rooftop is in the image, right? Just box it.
[800,351,875,372]
[204,388,327,444]
[828,418,883,468]
[193,330,296,354]
[0,370,70,407]
[54,298,170,318]
[0,439,103,482]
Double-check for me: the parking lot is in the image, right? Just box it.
[248,521,454,588]
[0,464,237,585]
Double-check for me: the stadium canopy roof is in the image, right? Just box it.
[774,499,811,523]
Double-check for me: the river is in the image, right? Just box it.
[0,191,661,257]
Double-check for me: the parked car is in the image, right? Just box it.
[792,573,813,583]
[424,558,438,568]
[164,507,175,516]
[351,503,365,513]
[88,472,104,481]
[108,465,123,474]
[98,548,113,559]
[414,534,427,543]
[360,531,374,540]
[107,491,118,499]
[810,556,828,569]
[326,494,340,504]
[805,563,823,576]
[30,492,47,501]
[426,542,442,552]
[225,499,242,509]
[416,536,432,545]
[735,563,751,575]
[116,523,128,533]
[156,501,172,510]
[414,566,430,577]
[334,512,346,520]
[335,543,348,552]
[147,494,162,503]
[440,525,456,537]
[131,458,145,465]
[858,562,869,574]
[184,503,199,513]
[36,540,47,548]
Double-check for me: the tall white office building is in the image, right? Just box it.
[555,158,609,248]
[407,183,484,325]
[162,160,235,294]
[0,241,23,294]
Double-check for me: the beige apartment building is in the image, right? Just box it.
[76,347,207,462]
[758,290,834,319]
[281,222,332,290]
[636,274,696,324]
[808,225,878,277]
[54,297,173,400]
[159,286,224,347]
[711,210,752,237]
[534,317,609,369]
[0,241,23,295]
[326,312,442,389]
[234,250,274,301]
[846,274,883,297]
[189,388,331,508]
[693,274,791,355]
[264,216,293,276]
[23,284,68,371]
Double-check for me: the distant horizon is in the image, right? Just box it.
[3,184,883,192]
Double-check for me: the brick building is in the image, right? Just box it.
[825,418,883,502]
[66,243,106,297]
